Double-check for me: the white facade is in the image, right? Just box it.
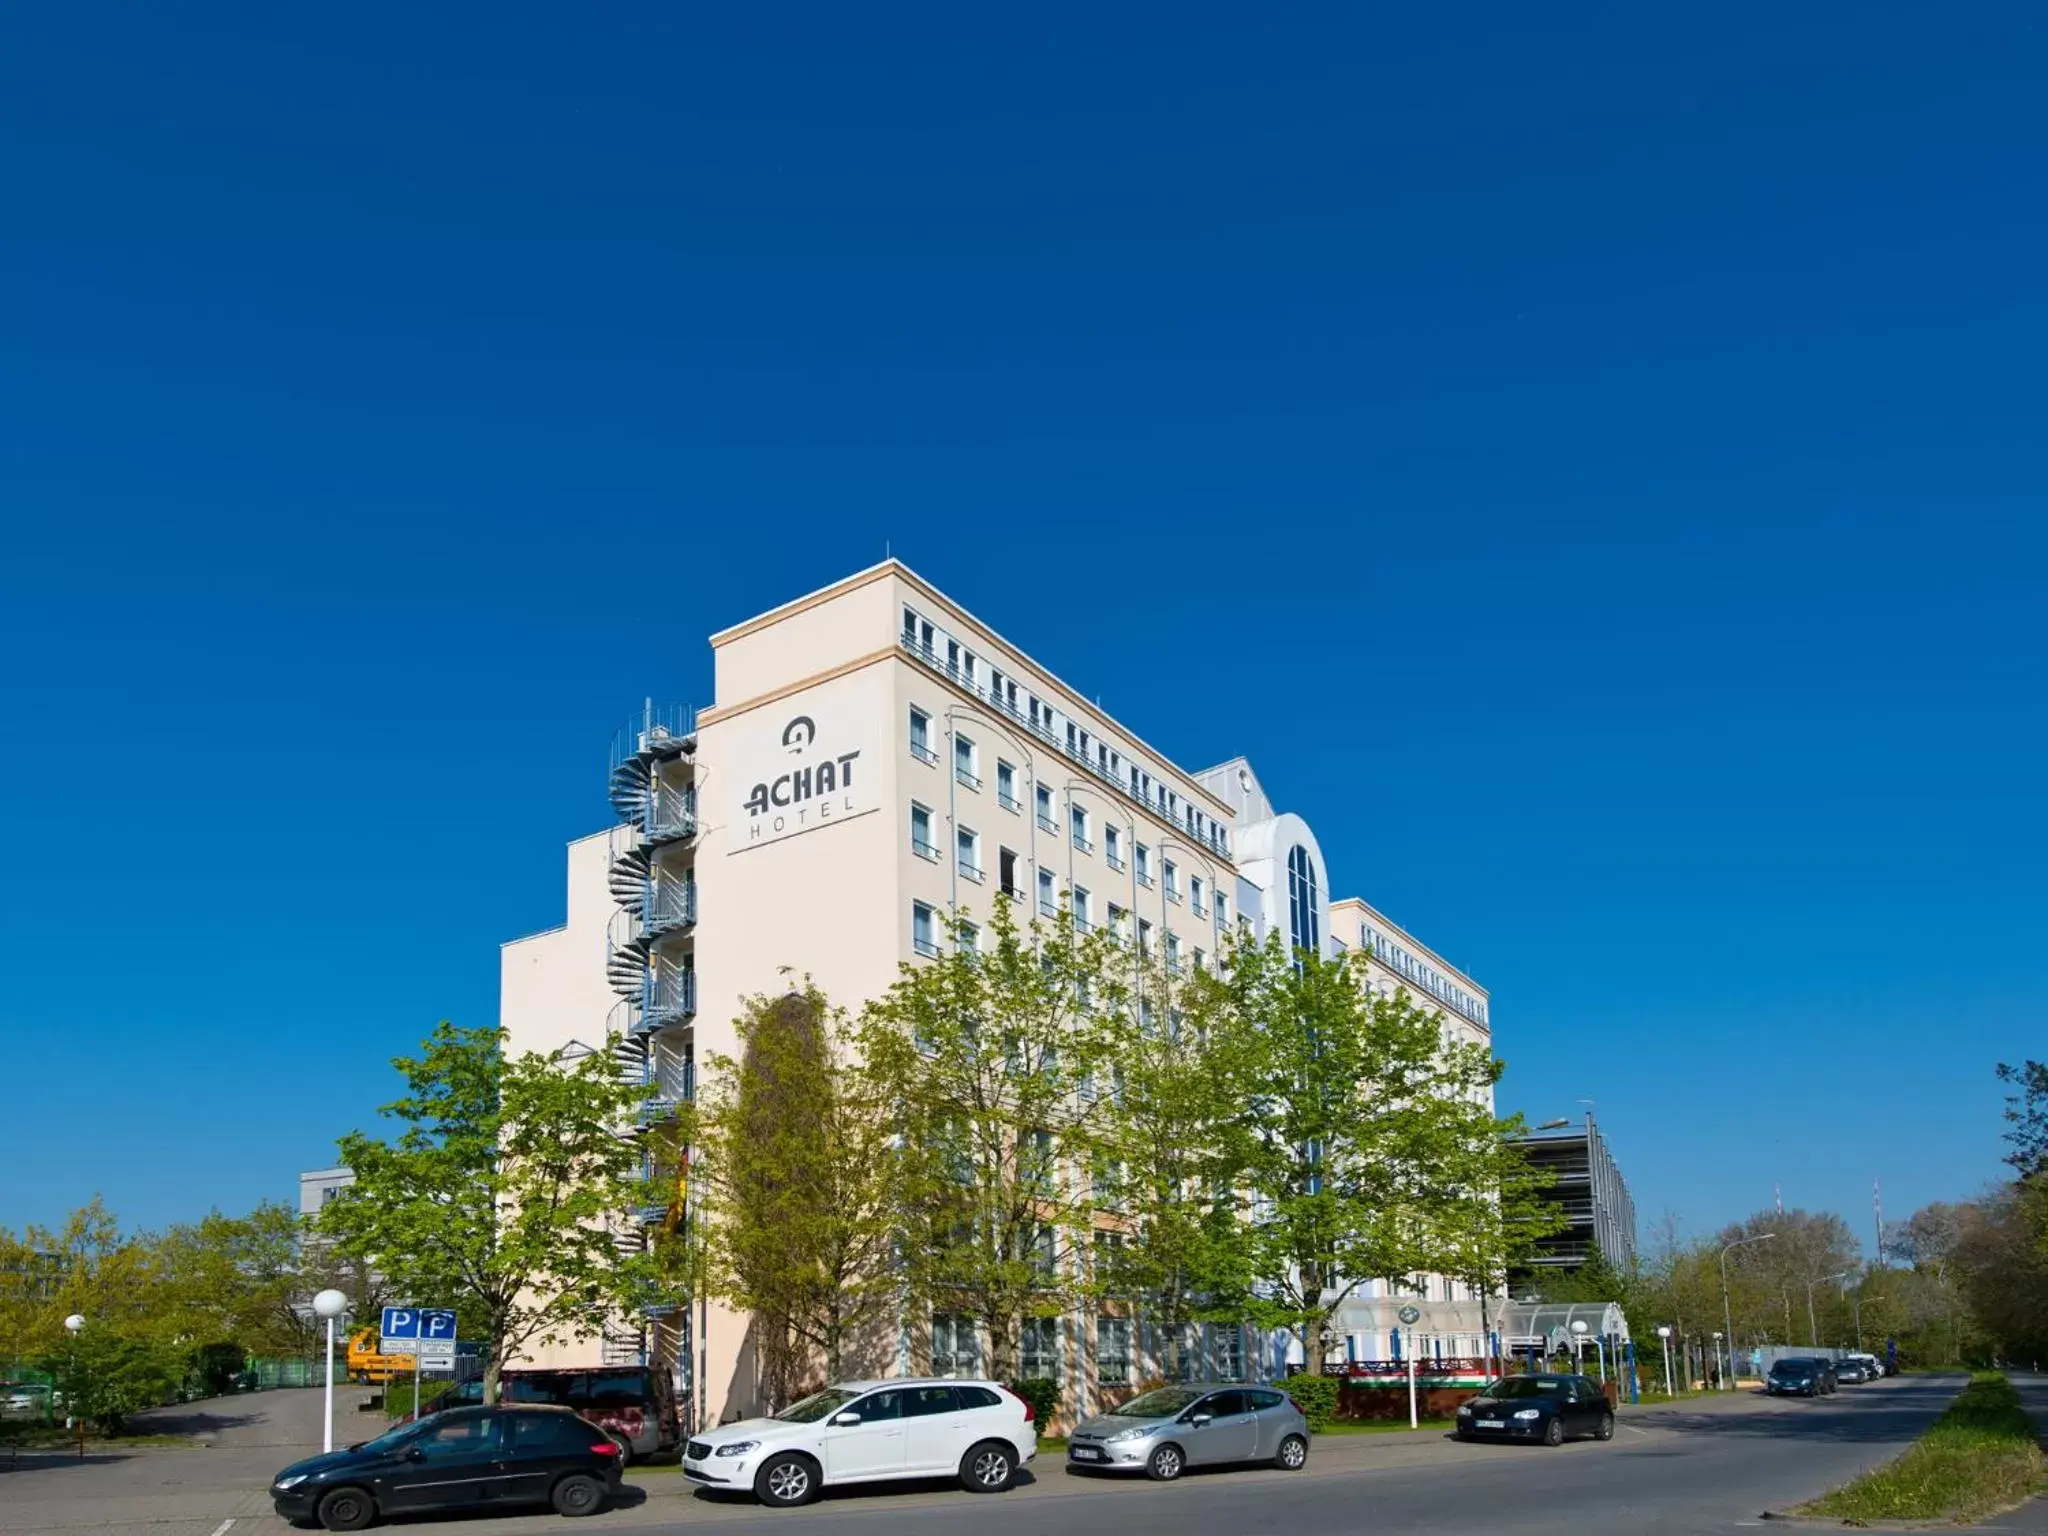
[500,560,1496,1428]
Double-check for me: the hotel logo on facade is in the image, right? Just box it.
[732,702,877,852]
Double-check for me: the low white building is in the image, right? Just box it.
[501,560,1496,1428]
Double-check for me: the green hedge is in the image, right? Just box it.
[1008,1378,1060,1428]
[1282,1373,1339,1431]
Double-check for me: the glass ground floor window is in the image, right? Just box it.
[1019,1316,1061,1381]
[1211,1322,1245,1381]
[1096,1317,1131,1386]
[931,1312,979,1378]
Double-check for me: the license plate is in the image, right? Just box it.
[1071,1447,1103,1460]
[1477,1419,1504,1429]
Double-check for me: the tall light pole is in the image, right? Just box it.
[63,1314,85,1457]
[313,1289,348,1453]
[1718,1232,1775,1390]
[1852,1294,1884,1355]
[1656,1325,1674,1398]
[1806,1271,1849,1349]
[1570,1319,1589,1372]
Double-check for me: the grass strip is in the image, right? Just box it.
[1799,1371,2045,1525]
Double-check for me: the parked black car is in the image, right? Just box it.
[1455,1374,1614,1447]
[269,1405,622,1530]
[1765,1358,1833,1397]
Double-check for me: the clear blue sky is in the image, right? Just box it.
[1,4,2041,1250]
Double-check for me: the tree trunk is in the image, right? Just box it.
[482,1352,501,1407]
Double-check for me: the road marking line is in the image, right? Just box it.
[206,1521,234,1536]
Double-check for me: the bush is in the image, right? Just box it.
[1007,1377,1059,1429]
[1282,1372,1339,1431]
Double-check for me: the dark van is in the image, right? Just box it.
[424,1367,679,1461]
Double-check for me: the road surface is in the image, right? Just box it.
[0,1372,2003,1536]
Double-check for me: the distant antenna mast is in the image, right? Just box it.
[1873,1179,1885,1267]
[1774,1183,1783,1215]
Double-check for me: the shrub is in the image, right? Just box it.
[1282,1372,1339,1431]
[1008,1377,1059,1429]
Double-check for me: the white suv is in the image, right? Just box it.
[683,1379,1036,1507]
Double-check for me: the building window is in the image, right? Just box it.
[1020,1316,1061,1382]
[958,827,982,882]
[1192,946,1206,973]
[913,902,939,958]
[1163,859,1180,903]
[1027,1221,1057,1280]
[1072,886,1091,932]
[1104,824,1124,871]
[1070,803,1091,853]
[954,733,979,791]
[1108,903,1129,945]
[960,920,981,955]
[1212,1323,1245,1381]
[996,760,1019,812]
[1135,843,1153,888]
[1137,918,1153,957]
[1097,1318,1132,1387]
[931,1313,978,1377]
[910,708,936,765]
[1036,783,1056,833]
[1093,1154,1125,1210]
[1189,875,1206,918]
[910,802,938,860]
[1038,867,1057,917]
[1287,844,1321,958]
[1165,933,1181,974]
[1216,889,1231,926]
[999,847,1020,899]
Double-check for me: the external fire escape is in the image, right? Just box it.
[602,702,698,1368]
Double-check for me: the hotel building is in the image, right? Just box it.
[500,560,1496,1427]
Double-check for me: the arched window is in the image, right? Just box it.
[1286,844,1320,958]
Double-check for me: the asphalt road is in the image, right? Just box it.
[0,1373,1995,1536]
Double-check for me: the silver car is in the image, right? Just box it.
[1067,1384,1309,1481]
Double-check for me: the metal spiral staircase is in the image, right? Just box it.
[601,703,698,1370]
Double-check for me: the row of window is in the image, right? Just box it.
[905,755,1233,919]
[1358,924,1488,1028]
[902,604,1232,859]
[910,895,1209,976]
[928,1313,1246,1387]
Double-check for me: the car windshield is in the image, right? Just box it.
[772,1388,861,1424]
[1486,1377,1567,1399]
[1110,1387,1208,1419]
[1771,1361,1811,1374]
[352,1421,428,1455]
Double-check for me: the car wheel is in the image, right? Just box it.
[606,1431,635,1466]
[961,1440,1015,1493]
[1594,1413,1614,1442]
[316,1486,375,1532]
[1275,1432,1308,1470]
[551,1473,606,1517]
[1541,1416,1566,1448]
[755,1452,819,1508]
[1146,1443,1185,1481]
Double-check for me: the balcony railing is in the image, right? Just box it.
[958,860,983,883]
[911,740,938,765]
[913,936,941,958]
[1037,813,1058,834]
[955,765,981,791]
[899,637,1232,859]
[1072,834,1093,855]
[912,837,939,861]
[1107,853,1126,873]
[998,791,1021,813]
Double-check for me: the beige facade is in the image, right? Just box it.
[500,560,1496,1428]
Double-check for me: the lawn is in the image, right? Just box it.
[1799,1372,2045,1525]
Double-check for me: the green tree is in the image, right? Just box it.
[37,1328,185,1435]
[1430,1116,1566,1356]
[155,1201,319,1357]
[696,982,903,1400]
[1997,1060,2048,1179]
[1095,949,1255,1379]
[1219,930,1511,1363]
[319,1021,654,1403]
[860,896,1121,1381]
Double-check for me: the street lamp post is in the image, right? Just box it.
[1806,1271,1849,1349]
[313,1289,349,1454]
[1570,1319,1589,1373]
[1852,1295,1885,1355]
[64,1313,86,1457]
[1656,1325,1674,1398]
[1718,1232,1775,1390]
[1712,1331,1725,1390]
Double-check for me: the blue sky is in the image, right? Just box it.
[1,4,2041,1249]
